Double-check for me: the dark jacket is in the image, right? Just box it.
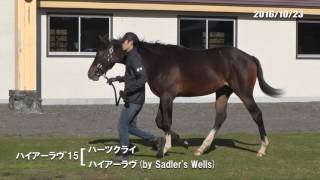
[119,47,147,105]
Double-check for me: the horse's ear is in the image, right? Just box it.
[99,33,110,45]
[98,35,104,43]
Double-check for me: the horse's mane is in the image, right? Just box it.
[112,38,208,58]
[112,39,188,54]
[138,41,176,55]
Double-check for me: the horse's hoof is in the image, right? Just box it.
[183,140,189,149]
[256,152,265,157]
[256,148,267,157]
[156,151,165,158]
[194,149,203,156]
[156,137,166,158]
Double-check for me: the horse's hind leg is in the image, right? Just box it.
[195,86,233,156]
[239,95,269,157]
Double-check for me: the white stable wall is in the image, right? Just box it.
[41,11,178,104]
[40,10,320,104]
[0,0,15,103]
[237,19,320,102]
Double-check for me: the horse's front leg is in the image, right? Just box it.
[155,94,174,158]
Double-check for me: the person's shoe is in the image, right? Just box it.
[115,154,129,162]
[156,137,166,158]
[128,143,139,155]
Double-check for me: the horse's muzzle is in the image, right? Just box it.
[88,68,101,81]
[88,73,100,81]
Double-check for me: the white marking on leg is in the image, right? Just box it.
[163,133,172,154]
[257,136,269,157]
[194,129,216,156]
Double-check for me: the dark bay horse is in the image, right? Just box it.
[88,35,283,158]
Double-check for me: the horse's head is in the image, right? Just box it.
[88,34,125,81]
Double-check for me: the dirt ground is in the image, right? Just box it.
[0,102,319,137]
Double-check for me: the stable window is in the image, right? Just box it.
[179,17,236,49]
[48,14,111,56]
[297,20,320,58]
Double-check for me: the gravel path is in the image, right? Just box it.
[0,102,320,137]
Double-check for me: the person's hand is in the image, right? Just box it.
[107,76,123,85]
[107,77,116,85]
[119,90,127,99]
[115,76,123,81]
[120,90,129,107]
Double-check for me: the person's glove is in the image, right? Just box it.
[119,90,127,99]
[107,76,123,85]
[107,77,116,85]
[119,90,129,108]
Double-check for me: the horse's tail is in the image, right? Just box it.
[252,56,283,97]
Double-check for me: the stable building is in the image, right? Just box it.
[1,0,320,112]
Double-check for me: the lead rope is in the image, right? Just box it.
[103,74,121,106]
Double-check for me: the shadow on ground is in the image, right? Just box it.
[88,137,260,157]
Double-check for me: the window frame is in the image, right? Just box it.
[47,14,112,57]
[296,19,320,59]
[178,16,237,49]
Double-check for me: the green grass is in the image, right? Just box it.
[0,133,320,180]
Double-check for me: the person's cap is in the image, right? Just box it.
[120,32,139,44]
